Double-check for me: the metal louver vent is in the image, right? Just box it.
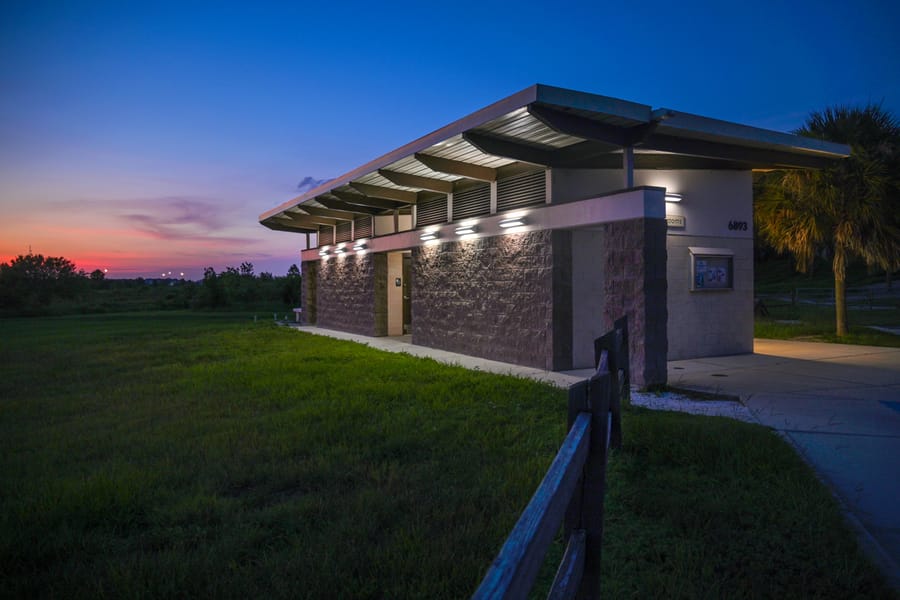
[353,216,372,239]
[335,221,352,243]
[318,225,334,246]
[452,184,490,220]
[416,195,448,227]
[497,170,545,212]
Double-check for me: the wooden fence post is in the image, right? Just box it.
[593,317,627,449]
[474,319,628,600]
[580,371,611,599]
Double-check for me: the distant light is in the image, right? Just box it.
[499,217,525,228]
[103,269,108,273]
[665,193,683,203]
[180,272,184,277]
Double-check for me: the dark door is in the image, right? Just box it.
[402,253,411,334]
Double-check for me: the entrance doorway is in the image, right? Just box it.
[386,250,412,336]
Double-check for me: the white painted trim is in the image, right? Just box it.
[688,246,734,256]
[302,187,666,262]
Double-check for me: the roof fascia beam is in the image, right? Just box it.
[413,153,498,182]
[377,169,454,194]
[462,131,558,166]
[643,134,836,169]
[349,182,418,204]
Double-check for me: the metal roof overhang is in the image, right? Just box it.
[260,84,850,230]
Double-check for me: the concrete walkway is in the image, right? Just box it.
[669,339,900,589]
[289,325,899,587]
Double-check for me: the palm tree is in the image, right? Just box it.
[755,104,900,336]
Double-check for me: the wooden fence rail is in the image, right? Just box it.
[472,318,627,600]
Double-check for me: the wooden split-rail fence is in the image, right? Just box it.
[473,317,629,600]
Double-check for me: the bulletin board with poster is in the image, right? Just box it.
[689,247,734,291]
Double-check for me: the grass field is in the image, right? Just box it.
[1,313,894,598]
[754,257,900,347]
[755,301,900,347]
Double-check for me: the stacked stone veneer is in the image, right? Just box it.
[303,253,387,336]
[300,261,317,325]
[598,218,668,387]
[300,217,667,386]
[412,230,571,371]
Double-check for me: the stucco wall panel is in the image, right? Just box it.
[666,235,753,360]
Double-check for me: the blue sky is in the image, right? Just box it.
[1,0,898,277]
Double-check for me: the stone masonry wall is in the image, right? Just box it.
[314,253,387,336]
[599,218,668,387]
[412,230,566,370]
[300,261,317,325]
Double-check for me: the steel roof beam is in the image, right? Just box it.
[377,169,454,194]
[528,104,629,148]
[298,206,358,220]
[276,212,339,227]
[462,131,558,166]
[261,220,317,234]
[349,182,418,204]
[413,153,498,182]
[552,139,620,167]
[331,190,406,210]
[316,197,382,215]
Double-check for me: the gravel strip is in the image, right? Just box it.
[630,390,759,423]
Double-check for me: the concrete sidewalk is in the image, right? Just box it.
[669,339,900,589]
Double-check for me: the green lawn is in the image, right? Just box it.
[754,256,900,347]
[1,313,894,598]
[755,301,900,347]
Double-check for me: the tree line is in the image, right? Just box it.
[0,255,301,316]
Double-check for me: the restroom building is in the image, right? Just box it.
[260,84,848,386]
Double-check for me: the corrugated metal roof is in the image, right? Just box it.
[260,83,851,227]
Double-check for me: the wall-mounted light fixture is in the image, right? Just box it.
[420,231,439,241]
[352,242,367,251]
[665,193,683,203]
[318,248,330,256]
[499,217,525,228]
[455,225,477,236]
[334,246,346,254]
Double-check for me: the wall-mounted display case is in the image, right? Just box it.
[689,247,733,291]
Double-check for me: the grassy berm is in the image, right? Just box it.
[1,313,894,598]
